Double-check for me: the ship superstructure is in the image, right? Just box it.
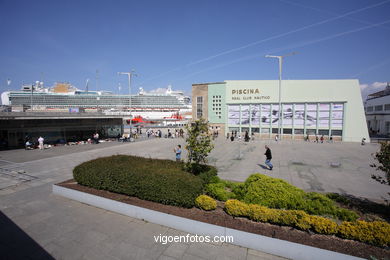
[1,82,191,120]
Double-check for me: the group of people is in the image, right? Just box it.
[25,136,45,150]
[227,130,253,142]
[147,129,162,138]
[167,128,184,138]
[304,134,333,143]
[145,128,185,139]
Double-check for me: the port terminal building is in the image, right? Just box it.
[192,79,369,142]
[0,113,123,149]
[364,83,390,137]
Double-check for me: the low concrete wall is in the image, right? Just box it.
[53,184,363,260]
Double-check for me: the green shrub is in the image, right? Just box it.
[326,193,351,205]
[197,165,218,184]
[237,174,358,221]
[207,175,221,184]
[73,155,206,208]
[335,208,359,221]
[205,182,237,201]
[239,174,306,209]
[195,195,217,211]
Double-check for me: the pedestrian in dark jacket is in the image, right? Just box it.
[264,145,273,170]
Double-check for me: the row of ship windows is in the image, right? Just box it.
[11,100,183,105]
[366,104,390,112]
[11,95,179,99]
[10,97,181,102]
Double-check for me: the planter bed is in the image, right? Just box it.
[55,179,389,259]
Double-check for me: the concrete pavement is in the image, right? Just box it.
[0,136,388,259]
[0,138,287,260]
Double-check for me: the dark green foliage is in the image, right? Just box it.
[326,193,351,205]
[370,142,390,185]
[197,165,218,184]
[206,183,235,201]
[327,193,390,222]
[205,179,242,201]
[73,155,205,208]
[233,174,358,221]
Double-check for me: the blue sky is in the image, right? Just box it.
[0,0,389,98]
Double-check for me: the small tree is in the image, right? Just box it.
[185,118,214,174]
[370,142,390,185]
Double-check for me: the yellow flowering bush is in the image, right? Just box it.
[248,204,274,222]
[195,195,217,211]
[308,215,338,235]
[338,221,390,247]
[224,199,250,217]
[248,205,311,230]
[224,199,390,247]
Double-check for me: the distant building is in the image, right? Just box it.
[192,79,369,142]
[364,82,390,137]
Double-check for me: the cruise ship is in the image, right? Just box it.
[1,82,192,120]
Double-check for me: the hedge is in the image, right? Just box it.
[73,155,216,208]
[224,199,390,247]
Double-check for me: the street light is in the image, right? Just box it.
[118,70,137,132]
[265,52,297,140]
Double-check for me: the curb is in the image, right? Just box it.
[53,184,363,260]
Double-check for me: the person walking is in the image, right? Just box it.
[93,132,99,144]
[244,131,250,142]
[38,136,44,150]
[174,145,182,162]
[264,145,273,171]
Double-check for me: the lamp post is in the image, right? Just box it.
[118,70,137,132]
[265,52,297,140]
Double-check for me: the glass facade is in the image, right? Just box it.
[227,102,344,136]
[196,96,203,119]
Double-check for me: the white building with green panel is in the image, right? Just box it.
[192,79,369,142]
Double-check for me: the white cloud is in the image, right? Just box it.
[360,82,387,101]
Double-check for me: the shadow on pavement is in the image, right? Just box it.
[0,211,54,260]
[328,193,390,222]
[257,164,270,170]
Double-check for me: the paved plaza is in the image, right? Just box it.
[0,136,388,259]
